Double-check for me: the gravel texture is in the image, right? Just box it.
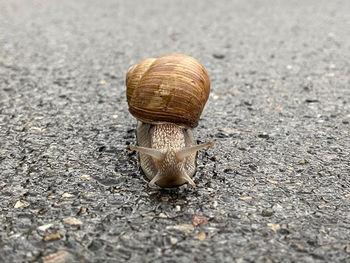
[1,0,350,262]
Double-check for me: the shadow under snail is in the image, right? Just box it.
[126,54,213,188]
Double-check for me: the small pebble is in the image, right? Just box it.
[159,213,168,218]
[305,98,319,103]
[258,133,269,139]
[219,127,238,136]
[61,193,74,198]
[195,232,206,241]
[77,206,88,216]
[166,224,194,235]
[191,215,208,226]
[298,159,308,165]
[268,179,278,185]
[80,174,91,180]
[239,196,252,201]
[43,233,61,242]
[345,244,350,253]
[170,237,178,245]
[278,228,290,235]
[42,251,70,263]
[38,223,53,231]
[268,223,280,232]
[62,216,82,226]
[14,200,29,208]
[213,53,225,59]
[261,208,275,217]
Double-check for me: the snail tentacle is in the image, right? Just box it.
[130,145,164,161]
[176,141,214,162]
[147,172,162,187]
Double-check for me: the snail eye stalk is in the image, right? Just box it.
[130,146,164,161]
[176,141,214,162]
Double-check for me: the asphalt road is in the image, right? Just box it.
[1,0,350,262]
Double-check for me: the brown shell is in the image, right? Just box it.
[126,54,210,128]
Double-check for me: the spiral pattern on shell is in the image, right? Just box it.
[126,54,210,128]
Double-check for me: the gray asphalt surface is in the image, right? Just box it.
[1,0,350,262]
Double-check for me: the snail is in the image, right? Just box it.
[126,54,213,188]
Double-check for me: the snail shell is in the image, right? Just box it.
[126,54,213,187]
[126,53,210,128]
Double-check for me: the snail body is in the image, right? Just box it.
[126,54,213,188]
